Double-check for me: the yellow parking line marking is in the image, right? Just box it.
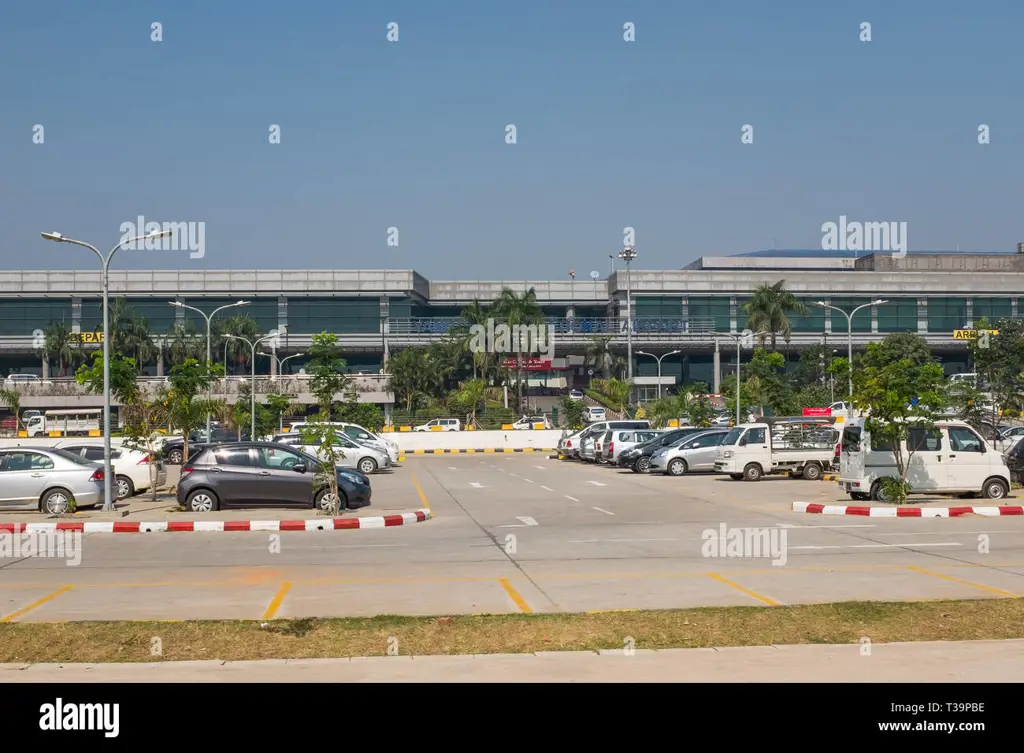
[0,585,73,622]
[409,471,431,512]
[498,578,533,613]
[262,582,293,619]
[707,573,780,606]
[907,566,1018,597]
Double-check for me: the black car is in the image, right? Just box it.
[176,442,371,513]
[617,427,715,472]
[162,426,243,465]
[1004,439,1024,485]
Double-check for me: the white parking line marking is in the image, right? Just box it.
[540,485,555,491]
[777,524,876,529]
[518,516,538,526]
[592,507,615,516]
[534,466,546,470]
[565,495,579,502]
[874,531,1006,537]
[569,538,676,543]
[789,543,963,550]
[523,478,535,484]
[587,481,606,487]
[470,482,485,488]
[509,472,519,477]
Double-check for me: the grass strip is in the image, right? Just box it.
[1,597,1021,663]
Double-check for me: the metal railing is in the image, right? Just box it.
[387,317,718,336]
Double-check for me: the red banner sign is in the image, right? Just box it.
[803,407,832,417]
[501,357,552,371]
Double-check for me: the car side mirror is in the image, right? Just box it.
[738,437,747,446]
[293,463,307,473]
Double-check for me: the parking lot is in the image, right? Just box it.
[2,454,1024,622]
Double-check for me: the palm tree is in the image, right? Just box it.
[457,378,488,426]
[387,347,433,412]
[585,336,614,377]
[460,300,492,379]
[742,280,809,349]
[492,287,544,412]
[214,315,261,375]
[165,321,204,366]
[38,321,74,377]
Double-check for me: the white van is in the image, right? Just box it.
[838,417,1011,502]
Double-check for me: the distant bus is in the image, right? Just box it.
[26,409,104,437]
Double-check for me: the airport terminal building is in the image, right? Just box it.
[2,248,1022,398]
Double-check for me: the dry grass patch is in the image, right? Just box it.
[1,598,1022,663]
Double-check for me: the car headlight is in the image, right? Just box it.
[723,450,733,458]
[338,470,364,484]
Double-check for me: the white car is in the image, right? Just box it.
[584,406,606,423]
[568,390,584,402]
[413,418,461,432]
[53,441,167,499]
[286,422,400,463]
[511,416,553,430]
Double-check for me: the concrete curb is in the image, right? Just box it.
[0,509,432,533]
[404,448,556,454]
[792,501,1024,518]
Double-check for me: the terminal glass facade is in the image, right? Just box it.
[827,298,873,333]
[787,298,827,333]
[876,297,919,333]
[927,297,968,332]
[972,297,1011,324]
[689,296,731,332]
[286,297,379,334]
[0,298,73,336]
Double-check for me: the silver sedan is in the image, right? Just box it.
[0,447,106,513]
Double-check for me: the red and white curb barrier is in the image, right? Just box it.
[793,502,1024,518]
[0,509,431,534]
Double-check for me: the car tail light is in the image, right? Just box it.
[181,466,194,477]
[89,469,104,481]
[608,442,614,454]
[834,444,841,460]
[137,455,151,465]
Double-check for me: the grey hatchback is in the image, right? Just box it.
[177,442,372,513]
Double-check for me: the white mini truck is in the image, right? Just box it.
[714,418,840,481]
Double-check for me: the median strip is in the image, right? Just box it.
[793,501,1024,517]
[1,598,1021,663]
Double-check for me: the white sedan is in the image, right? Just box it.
[53,442,167,500]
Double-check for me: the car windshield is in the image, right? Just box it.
[49,448,95,465]
[723,428,744,445]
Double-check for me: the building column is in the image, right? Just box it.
[156,350,164,377]
[713,340,721,394]
[41,357,49,380]
[269,354,277,378]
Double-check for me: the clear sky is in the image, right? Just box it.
[1,0,1021,279]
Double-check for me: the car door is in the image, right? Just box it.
[206,446,260,504]
[254,445,314,505]
[0,450,54,508]
[944,425,990,492]
[686,432,727,470]
[905,426,944,491]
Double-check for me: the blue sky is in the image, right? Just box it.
[1,0,1021,278]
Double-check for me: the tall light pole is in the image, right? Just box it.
[41,229,170,511]
[636,349,680,399]
[226,330,286,439]
[814,300,888,398]
[259,352,304,430]
[618,246,637,379]
[168,300,249,440]
[719,331,753,426]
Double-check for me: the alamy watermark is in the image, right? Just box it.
[119,215,205,259]
[0,530,82,566]
[701,523,787,566]
[468,318,555,360]
[821,215,906,258]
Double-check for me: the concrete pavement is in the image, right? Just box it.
[1,455,1023,621]
[2,639,1021,681]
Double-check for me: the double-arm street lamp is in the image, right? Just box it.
[813,300,888,398]
[168,300,250,439]
[225,329,287,439]
[259,351,305,379]
[618,246,637,379]
[41,229,171,511]
[718,330,753,426]
[636,349,681,399]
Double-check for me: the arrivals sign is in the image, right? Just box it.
[953,329,998,340]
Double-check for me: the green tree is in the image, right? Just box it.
[387,347,434,412]
[584,336,615,378]
[601,378,633,417]
[854,335,946,504]
[743,349,795,415]
[0,389,22,435]
[560,396,585,429]
[306,332,352,417]
[339,402,385,432]
[39,321,75,377]
[456,378,488,426]
[299,420,347,517]
[742,280,809,349]
[75,351,141,406]
[119,397,169,501]
[265,392,299,433]
[687,392,716,427]
[161,358,221,463]
[721,373,754,423]
[969,316,1024,425]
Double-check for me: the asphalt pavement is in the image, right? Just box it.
[2,455,1024,621]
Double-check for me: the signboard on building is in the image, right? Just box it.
[69,331,104,344]
[500,357,552,371]
[953,329,998,340]
[803,407,832,417]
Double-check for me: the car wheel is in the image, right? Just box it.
[982,478,1009,500]
[358,457,378,474]
[850,492,870,501]
[870,481,889,502]
[315,487,348,513]
[40,488,74,515]
[633,456,651,473]
[668,458,687,476]
[742,463,762,481]
[115,475,135,500]
[186,489,219,512]
[168,448,183,465]
[802,463,823,481]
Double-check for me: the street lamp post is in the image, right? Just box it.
[258,351,304,431]
[636,349,681,399]
[618,246,637,379]
[719,331,752,426]
[814,300,888,398]
[225,330,287,439]
[41,229,171,511]
[168,300,249,440]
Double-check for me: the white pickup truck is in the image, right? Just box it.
[714,419,841,481]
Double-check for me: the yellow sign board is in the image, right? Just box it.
[953,329,998,340]
[70,331,104,344]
